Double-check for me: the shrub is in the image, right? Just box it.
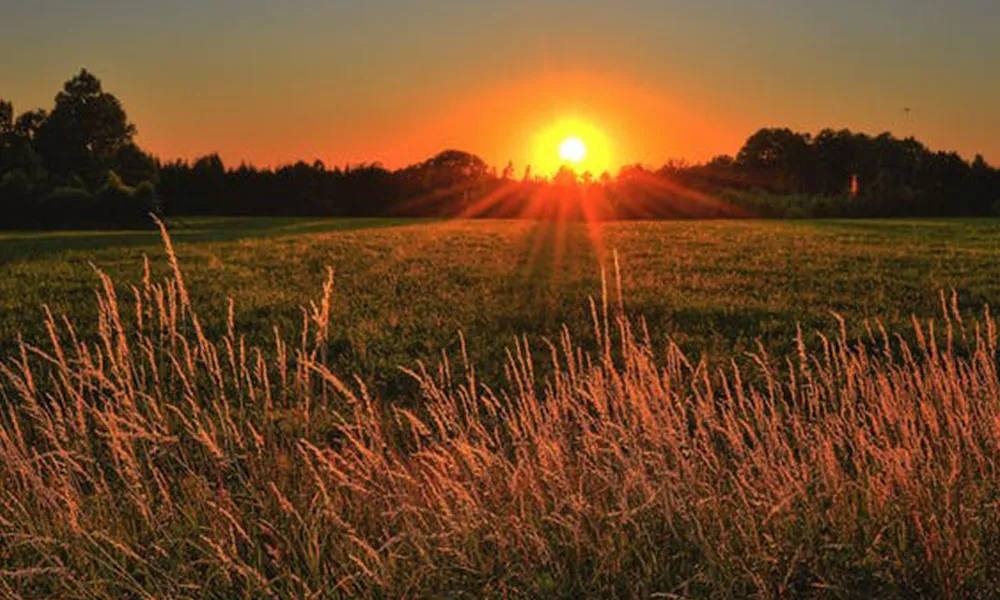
[0,169,33,198]
[94,170,151,225]
[721,189,866,219]
[133,179,161,216]
[37,185,94,226]
[45,185,93,203]
[95,169,134,204]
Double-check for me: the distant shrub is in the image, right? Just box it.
[0,171,40,227]
[36,186,94,227]
[23,172,155,228]
[96,170,133,202]
[0,169,33,198]
[46,185,93,203]
[721,189,872,219]
[133,180,161,216]
[93,170,152,226]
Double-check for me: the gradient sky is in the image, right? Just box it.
[2,0,997,172]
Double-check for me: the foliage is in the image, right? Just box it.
[133,180,161,215]
[34,69,136,188]
[44,185,93,205]
[720,190,864,218]
[0,169,33,200]
[0,70,156,228]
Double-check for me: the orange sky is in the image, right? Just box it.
[371,71,738,176]
[123,68,741,176]
[2,1,997,172]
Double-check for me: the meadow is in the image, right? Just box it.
[4,217,1000,396]
[4,217,1000,597]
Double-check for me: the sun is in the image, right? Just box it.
[531,118,615,177]
[559,136,587,164]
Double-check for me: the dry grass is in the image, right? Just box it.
[2,220,1000,598]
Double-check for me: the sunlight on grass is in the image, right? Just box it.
[2,220,1000,597]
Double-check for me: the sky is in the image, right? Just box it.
[2,0,998,173]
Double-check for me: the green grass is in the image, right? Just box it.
[4,217,1000,396]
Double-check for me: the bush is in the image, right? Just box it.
[46,185,93,203]
[38,186,94,226]
[721,189,867,219]
[0,171,38,228]
[0,169,33,199]
[133,180,161,216]
[96,170,133,201]
[94,170,150,226]
[2,171,156,228]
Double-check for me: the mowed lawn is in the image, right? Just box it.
[3,216,1000,396]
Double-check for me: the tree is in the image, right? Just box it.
[0,100,12,138]
[970,154,995,215]
[0,100,12,176]
[35,69,137,189]
[736,128,813,193]
[553,165,578,186]
[812,129,859,195]
[501,161,515,181]
[114,143,158,187]
[706,155,735,168]
[13,109,46,140]
[3,109,47,185]
[422,150,489,184]
[192,153,227,208]
[193,153,225,177]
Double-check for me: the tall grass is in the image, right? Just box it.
[2,221,1000,598]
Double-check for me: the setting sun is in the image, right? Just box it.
[559,136,587,164]
[531,117,615,177]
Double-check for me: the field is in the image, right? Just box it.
[4,217,1000,598]
[4,217,1000,396]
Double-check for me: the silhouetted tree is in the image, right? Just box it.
[35,69,137,189]
[970,154,996,215]
[812,129,861,195]
[0,100,13,179]
[0,105,47,214]
[115,144,158,187]
[736,128,814,193]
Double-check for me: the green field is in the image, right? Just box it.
[3,217,999,394]
[6,217,1000,597]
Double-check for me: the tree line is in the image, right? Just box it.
[2,70,999,227]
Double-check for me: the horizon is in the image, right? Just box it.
[3,0,998,171]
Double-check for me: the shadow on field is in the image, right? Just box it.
[0,217,431,265]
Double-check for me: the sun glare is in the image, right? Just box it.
[532,118,614,177]
[559,136,587,164]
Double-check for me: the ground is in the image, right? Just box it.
[3,216,1000,395]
